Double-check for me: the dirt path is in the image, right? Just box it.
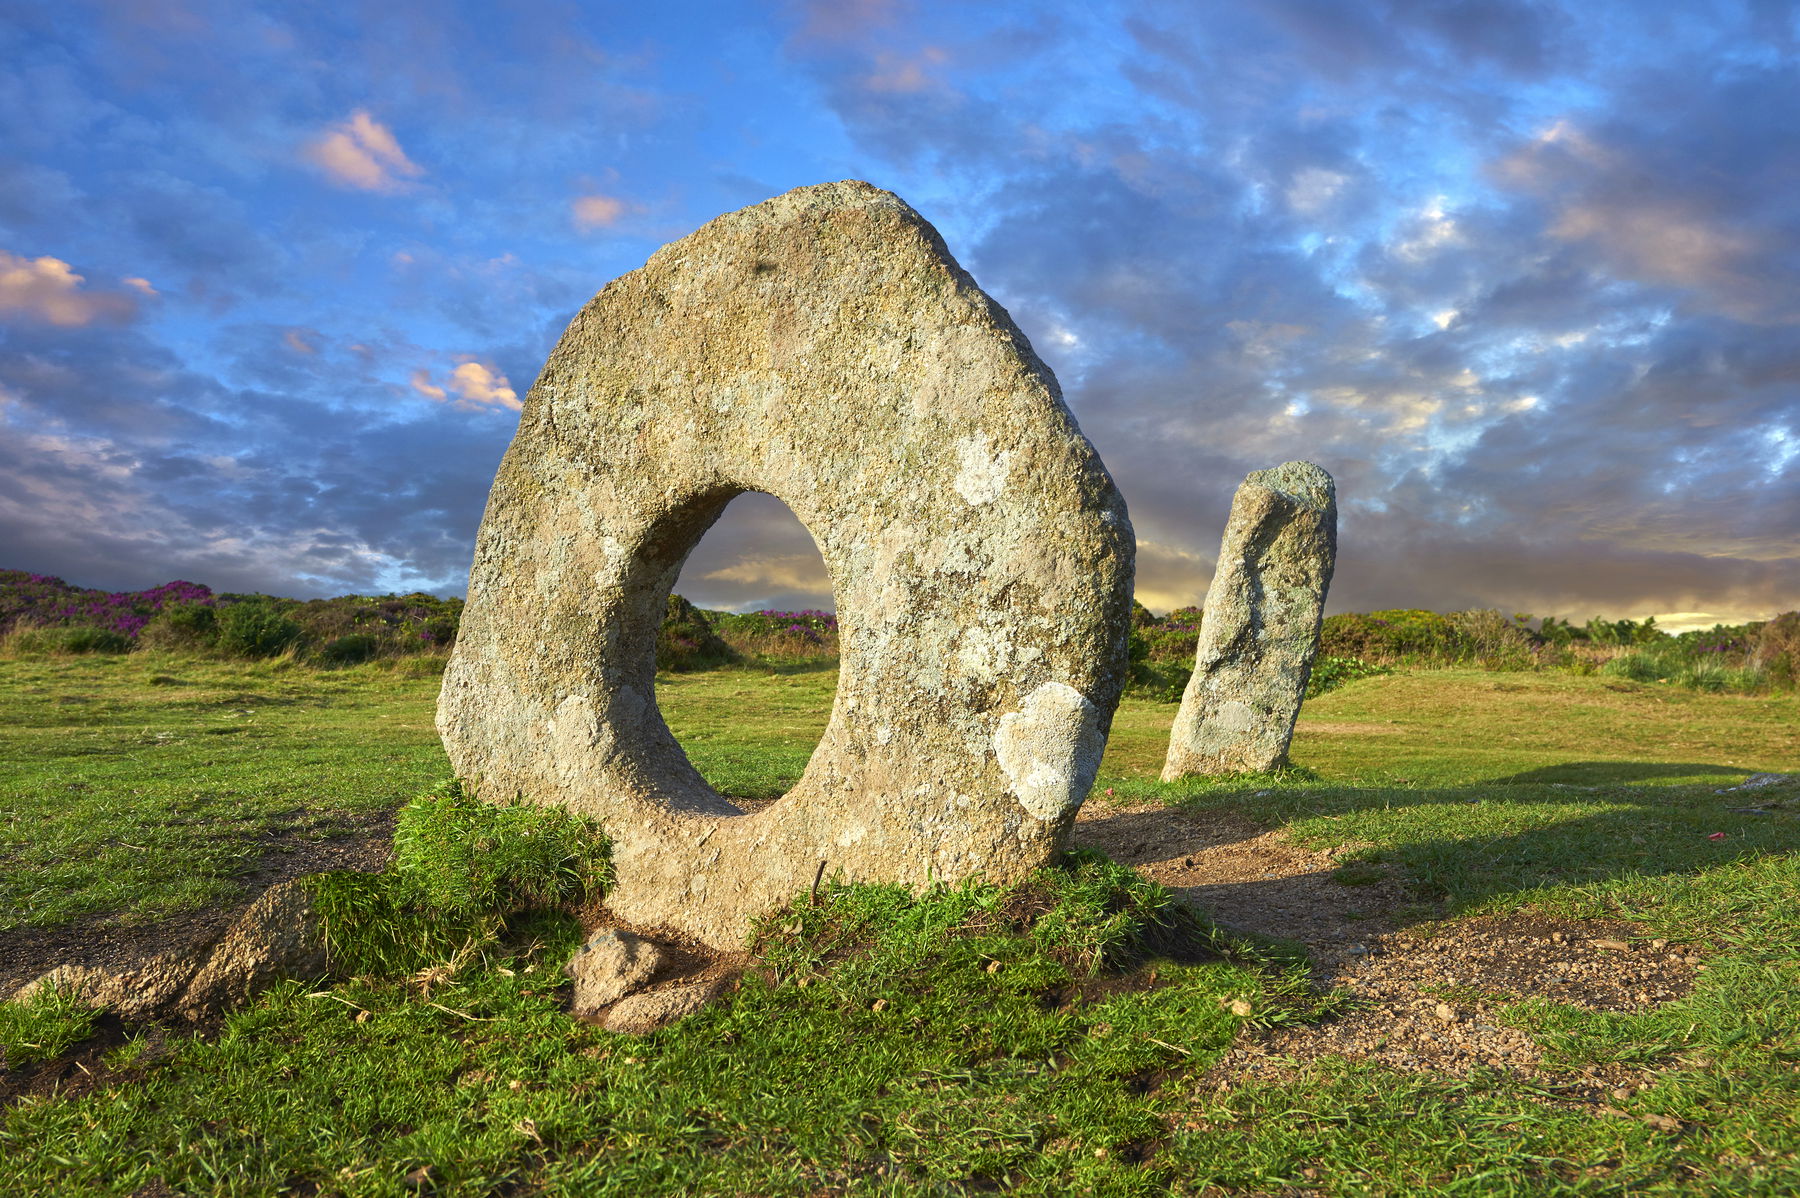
[1074,800,1706,1083]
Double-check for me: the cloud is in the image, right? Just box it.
[0,250,138,326]
[409,369,447,401]
[571,193,627,229]
[788,0,904,46]
[303,110,424,193]
[121,275,156,295]
[412,358,520,411]
[674,493,835,612]
[862,46,950,94]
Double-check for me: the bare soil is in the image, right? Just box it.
[1073,800,1706,1083]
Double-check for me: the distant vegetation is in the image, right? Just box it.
[1121,601,1795,701]
[0,569,461,667]
[3,567,1793,695]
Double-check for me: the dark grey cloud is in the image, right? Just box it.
[757,0,1797,625]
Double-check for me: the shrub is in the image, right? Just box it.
[0,570,216,641]
[1753,612,1800,686]
[217,600,304,658]
[317,633,380,665]
[286,592,463,654]
[1320,609,1461,660]
[1128,605,1203,664]
[7,624,132,655]
[138,601,219,650]
[1306,655,1390,697]
[658,594,740,670]
[1446,609,1535,669]
[1602,653,1663,683]
[707,606,838,663]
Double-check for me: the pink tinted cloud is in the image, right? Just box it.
[304,111,425,193]
[0,251,139,326]
[411,358,519,411]
[571,193,628,230]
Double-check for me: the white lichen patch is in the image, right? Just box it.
[953,433,1012,505]
[993,682,1104,821]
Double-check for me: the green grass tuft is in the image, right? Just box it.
[0,982,101,1067]
[391,783,611,917]
[306,784,610,977]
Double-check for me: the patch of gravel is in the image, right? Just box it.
[1227,915,1705,1083]
[1073,800,1707,1081]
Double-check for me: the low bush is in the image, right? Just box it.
[658,594,739,670]
[1446,609,1536,669]
[0,570,216,641]
[1754,611,1800,685]
[138,601,219,650]
[5,624,133,655]
[306,784,610,977]
[1306,655,1390,696]
[1320,608,1464,661]
[217,600,303,658]
[710,606,839,662]
[317,633,380,665]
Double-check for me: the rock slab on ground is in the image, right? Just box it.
[565,929,667,1011]
[9,955,199,1021]
[438,179,1135,949]
[1163,461,1336,779]
[9,878,330,1021]
[179,879,328,1014]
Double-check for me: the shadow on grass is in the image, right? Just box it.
[1085,761,1797,944]
[1499,761,1758,786]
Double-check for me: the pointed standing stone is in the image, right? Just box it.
[1162,461,1337,779]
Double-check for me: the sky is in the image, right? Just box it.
[0,0,1795,629]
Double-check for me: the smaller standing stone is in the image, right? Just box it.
[565,929,667,1012]
[1162,461,1337,779]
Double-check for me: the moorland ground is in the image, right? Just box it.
[2,650,1798,1195]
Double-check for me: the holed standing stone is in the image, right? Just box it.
[1161,461,1336,780]
[437,181,1135,949]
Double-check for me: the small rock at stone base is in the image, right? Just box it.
[565,929,667,1011]
[602,977,729,1036]
[1433,1003,1459,1023]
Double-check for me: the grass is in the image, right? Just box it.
[4,654,1800,1193]
[0,651,448,931]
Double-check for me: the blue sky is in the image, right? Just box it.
[0,0,1794,627]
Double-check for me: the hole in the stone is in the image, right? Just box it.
[656,492,839,810]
